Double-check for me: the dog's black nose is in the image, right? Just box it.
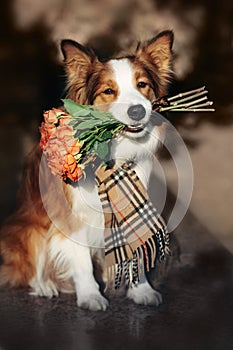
[127,104,146,121]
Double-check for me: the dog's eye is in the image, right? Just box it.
[103,88,115,95]
[137,82,147,88]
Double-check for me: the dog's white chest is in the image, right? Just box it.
[71,179,105,248]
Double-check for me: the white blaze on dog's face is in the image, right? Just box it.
[104,59,152,136]
[61,31,173,138]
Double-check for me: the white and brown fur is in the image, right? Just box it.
[0,30,173,311]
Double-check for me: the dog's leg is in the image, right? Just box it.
[126,260,162,306]
[29,247,59,298]
[47,231,108,311]
[127,278,162,306]
[70,243,109,311]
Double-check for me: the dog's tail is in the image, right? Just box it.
[0,145,51,287]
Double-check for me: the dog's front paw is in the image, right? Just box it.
[77,293,109,311]
[29,279,59,298]
[127,281,162,306]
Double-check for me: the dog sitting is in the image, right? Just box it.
[0,30,173,311]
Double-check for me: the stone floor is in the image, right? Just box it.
[1,201,233,350]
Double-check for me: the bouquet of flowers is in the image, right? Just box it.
[39,99,125,182]
[40,87,214,183]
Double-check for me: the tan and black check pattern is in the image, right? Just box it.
[95,161,170,288]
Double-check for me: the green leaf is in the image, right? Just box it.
[68,119,80,128]
[99,130,112,141]
[84,138,97,152]
[62,99,125,155]
[77,130,94,140]
[62,99,91,117]
[90,109,112,120]
[73,109,91,117]
[76,120,102,130]
[94,141,109,160]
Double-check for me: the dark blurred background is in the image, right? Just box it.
[0,0,232,249]
[0,2,233,350]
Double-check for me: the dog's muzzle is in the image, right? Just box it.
[127,104,146,121]
[125,104,147,133]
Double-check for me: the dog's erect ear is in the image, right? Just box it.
[136,30,173,80]
[61,40,96,73]
[61,40,98,103]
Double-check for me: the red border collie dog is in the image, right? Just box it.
[0,30,173,311]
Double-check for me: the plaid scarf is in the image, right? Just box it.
[95,161,170,289]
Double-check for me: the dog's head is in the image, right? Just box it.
[61,31,173,138]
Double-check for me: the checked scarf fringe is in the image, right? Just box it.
[95,161,170,289]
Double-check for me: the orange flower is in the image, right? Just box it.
[39,122,57,150]
[67,139,82,155]
[62,154,83,182]
[56,124,74,142]
[43,109,58,124]
[47,155,63,176]
[70,165,83,182]
[43,108,71,125]
[40,108,84,183]
[45,138,67,176]
[59,116,71,125]
[63,154,76,173]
